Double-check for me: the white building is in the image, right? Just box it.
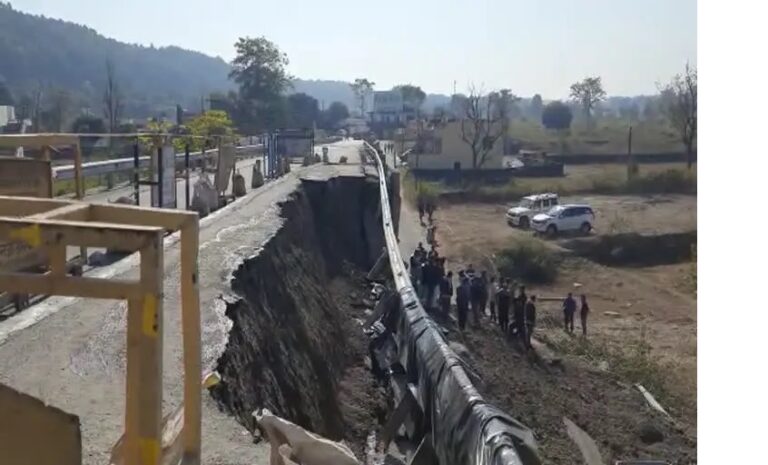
[372,91,410,124]
[0,106,16,127]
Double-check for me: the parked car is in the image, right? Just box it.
[531,204,595,236]
[506,193,559,228]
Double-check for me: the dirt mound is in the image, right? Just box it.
[447,324,697,464]
[563,232,696,267]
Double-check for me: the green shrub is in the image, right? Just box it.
[626,169,696,194]
[494,237,559,284]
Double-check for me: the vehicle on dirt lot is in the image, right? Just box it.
[506,193,559,228]
[532,204,595,237]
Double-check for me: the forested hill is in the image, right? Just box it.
[0,3,454,118]
[0,3,232,115]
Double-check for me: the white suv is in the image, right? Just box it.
[506,193,559,229]
[532,204,595,236]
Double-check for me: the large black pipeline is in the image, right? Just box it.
[363,141,541,465]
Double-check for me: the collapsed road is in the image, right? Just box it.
[0,138,539,464]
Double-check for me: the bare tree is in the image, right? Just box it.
[659,64,697,169]
[460,86,506,169]
[570,76,606,128]
[31,83,44,132]
[350,78,374,117]
[103,58,123,133]
[48,87,71,132]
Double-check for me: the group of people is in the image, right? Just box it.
[408,242,592,349]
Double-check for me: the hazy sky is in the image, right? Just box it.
[13,0,696,98]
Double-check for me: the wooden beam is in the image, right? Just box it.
[0,134,80,148]
[110,405,185,465]
[47,245,67,276]
[29,203,91,222]
[125,234,164,465]
[0,273,143,299]
[90,203,196,231]
[74,141,84,199]
[0,196,71,217]
[180,221,201,464]
[0,217,162,251]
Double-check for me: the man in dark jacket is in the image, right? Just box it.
[439,271,454,316]
[524,295,537,350]
[470,272,485,327]
[456,273,470,331]
[563,292,577,334]
[496,279,512,335]
[513,285,527,339]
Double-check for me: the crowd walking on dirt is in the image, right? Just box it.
[406,224,591,349]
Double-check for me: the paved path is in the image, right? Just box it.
[0,140,365,465]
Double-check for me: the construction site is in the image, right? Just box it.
[0,130,698,465]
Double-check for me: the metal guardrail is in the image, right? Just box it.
[364,140,539,465]
[52,144,264,180]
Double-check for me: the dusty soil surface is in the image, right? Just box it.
[400,193,697,463]
[433,199,697,408]
[448,323,697,465]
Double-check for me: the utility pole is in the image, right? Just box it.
[626,124,637,180]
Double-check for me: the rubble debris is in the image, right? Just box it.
[254,409,361,465]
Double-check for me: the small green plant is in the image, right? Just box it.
[494,237,559,284]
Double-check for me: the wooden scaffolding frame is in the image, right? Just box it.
[0,195,202,465]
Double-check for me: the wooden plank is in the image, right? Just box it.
[74,142,84,199]
[29,203,91,222]
[125,235,164,465]
[0,217,161,251]
[90,203,194,231]
[0,273,142,300]
[0,196,71,217]
[180,221,201,464]
[0,134,79,148]
[110,405,185,465]
[47,245,67,276]
[0,158,53,198]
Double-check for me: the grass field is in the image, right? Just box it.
[508,117,685,154]
[404,163,697,206]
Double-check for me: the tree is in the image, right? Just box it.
[230,36,291,104]
[322,101,349,129]
[31,83,44,132]
[103,58,123,132]
[459,86,506,169]
[0,80,13,105]
[529,94,543,120]
[618,103,640,122]
[570,77,606,128]
[176,110,234,151]
[489,89,520,126]
[71,115,106,133]
[286,93,320,128]
[45,88,72,132]
[15,94,33,120]
[350,78,374,117]
[542,101,573,153]
[394,84,426,113]
[659,63,697,169]
[542,101,573,130]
